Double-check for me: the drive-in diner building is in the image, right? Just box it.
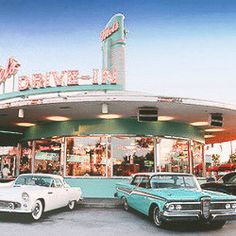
[0,14,236,196]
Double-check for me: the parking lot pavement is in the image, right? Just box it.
[0,208,236,236]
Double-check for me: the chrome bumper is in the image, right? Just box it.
[162,210,236,222]
[0,209,31,213]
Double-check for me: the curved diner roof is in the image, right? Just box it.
[0,89,235,144]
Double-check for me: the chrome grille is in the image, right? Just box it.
[0,201,21,210]
[201,197,211,219]
[181,204,201,210]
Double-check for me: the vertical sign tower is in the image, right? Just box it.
[101,13,127,90]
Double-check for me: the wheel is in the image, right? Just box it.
[210,221,226,229]
[152,206,164,228]
[68,200,76,210]
[122,197,129,211]
[31,200,44,221]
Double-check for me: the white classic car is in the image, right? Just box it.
[0,173,82,220]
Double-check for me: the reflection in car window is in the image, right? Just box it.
[15,175,53,187]
[131,176,143,186]
[150,175,199,189]
[223,173,236,183]
[55,178,63,188]
[228,175,236,183]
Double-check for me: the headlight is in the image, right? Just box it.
[176,204,182,210]
[22,192,29,201]
[168,204,175,211]
[225,203,231,209]
[232,204,236,209]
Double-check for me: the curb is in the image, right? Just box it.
[79,198,122,209]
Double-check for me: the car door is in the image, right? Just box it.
[128,175,150,213]
[45,178,60,210]
[132,176,151,214]
[54,178,69,207]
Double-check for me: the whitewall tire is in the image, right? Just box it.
[31,200,44,221]
[152,206,164,228]
[68,200,76,210]
[122,197,129,211]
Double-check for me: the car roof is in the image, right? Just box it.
[132,172,193,177]
[17,173,64,180]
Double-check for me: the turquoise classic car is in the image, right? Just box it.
[115,173,236,228]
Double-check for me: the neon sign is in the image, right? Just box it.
[18,68,117,91]
[100,21,119,41]
[0,57,20,85]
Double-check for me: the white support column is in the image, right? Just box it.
[31,141,36,174]
[16,143,22,176]
[154,138,157,173]
[188,141,193,174]
[63,137,67,177]
[202,144,206,177]
[105,136,108,178]
[110,136,113,177]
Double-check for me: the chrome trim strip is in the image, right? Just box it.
[166,202,200,205]
[163,211,200,218]
[211,201,236,204]
[116,187,131,194]
[130,190,166,201]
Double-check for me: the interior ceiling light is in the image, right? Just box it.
[205,128,225,132]
[98,114,121,119]
[18,108,24,118]
[190,121,209,126]
[158,116,174,121]
[16,122,35,127]
[102,103,108,114]
[204,134,215,138]
[45,116,70,121]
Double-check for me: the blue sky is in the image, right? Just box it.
[0,0,235,103]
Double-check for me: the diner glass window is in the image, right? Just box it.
[112,137,154,176]
[66,136,107,176]
[20,141,32,174]
[192,141,204,177]
[158,138,189,173]
[0,146,17,178]
[34,138,62,174]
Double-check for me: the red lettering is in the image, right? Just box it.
[101,22,119,41]
[92,69,99,84]
[102,69,117,84]
[0,57,20,84]
[66,70,79,85]
[31,73,45,89]
[50,71,65,86]
[18,76,30,91]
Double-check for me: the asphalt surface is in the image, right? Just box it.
[0,207,236,236]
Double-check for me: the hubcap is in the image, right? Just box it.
[153,208,161,226]
[69,201,75,209]
[123,198,128,211]
[32,202,42,220]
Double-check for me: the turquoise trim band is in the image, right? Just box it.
[0,84,123,101]
[22,118,204,141]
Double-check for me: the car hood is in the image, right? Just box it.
[0,185,48,200]
[147,188,236,202]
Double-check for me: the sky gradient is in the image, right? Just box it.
[0,0,235,103]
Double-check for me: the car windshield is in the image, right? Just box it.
[14,175,53,187]
[222,173,236,184]
[150,175,199,189]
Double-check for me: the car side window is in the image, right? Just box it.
[131,176,150,188]
[55,178,63,188]
[139,176,150,188]
[51,179,56,188]
[131,176,143,186]
[228,175,236,183]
